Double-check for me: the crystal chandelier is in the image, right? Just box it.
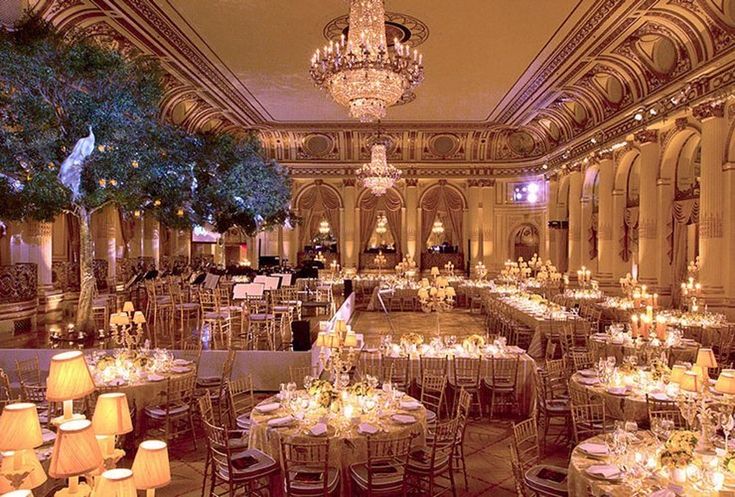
[432,219,445,235]
[318,219,331,235]
[357,142,402,196]
[375,215,387,234]
[309,0,424,122]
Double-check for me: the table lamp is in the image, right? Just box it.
[0,403,45,491]
[46,351,95,425]
[716,372,735,396]
[91,393,132,461]
[94,468,136,497]
[670,364,687,384]
[344,330,358,348]
[696,348,717,379]
[132,440,170,497]
[132,312,146,326]
[1,490,33,496]
[122,301,135,315]
[680,371,701,394]
[0,450,46,493]
[49,419,103,497]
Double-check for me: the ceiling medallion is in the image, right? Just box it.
[309,0,425,122]
[357,138,402,196]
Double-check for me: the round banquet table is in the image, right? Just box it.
[589,334,699,364]
[91,360,197,426]
[570,372,656,424]
[568,431,729,497]
[248,391,427,497]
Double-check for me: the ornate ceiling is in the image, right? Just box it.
[25,0,735,175]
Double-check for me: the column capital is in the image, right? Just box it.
[405,178,419,187]
[675,117,689,130]
[596,150,613,161]
[342,178,356,187]
[634,128,658,144]
[692,101,725,121]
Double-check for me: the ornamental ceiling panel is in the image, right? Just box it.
[30,0,735,173]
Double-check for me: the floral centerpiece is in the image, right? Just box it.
[400,333,424,347]
[306,379,336,408]
[660,430,698,482]
[462,334,486,350]
[347,379,375,397]
[649,358,671,381]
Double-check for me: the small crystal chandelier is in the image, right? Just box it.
[319,219,331,235]
[432,219,445,235]
[309,0,424,122]
[357,142,402,196]
[375,215,387,235]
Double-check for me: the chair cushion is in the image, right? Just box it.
[197,376,221,387]
[204,311,229,320]
[524,464,568,496]
[250,314,275,321]
[407,448,450,473]
[236,413,253,431]
[176,303,199,310]
[286,466,340,493]
[216,448,278,481]
[350,461,404,489]
[144,403,189,418]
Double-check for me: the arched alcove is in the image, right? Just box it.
[510,223,541,261]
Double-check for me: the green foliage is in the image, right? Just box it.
[0,15,291,234]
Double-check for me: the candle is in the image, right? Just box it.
[631,315,639,337]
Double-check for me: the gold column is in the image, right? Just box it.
[342,179,356,267]
[406,178,419,259]
[611,189,628,279]
[596,153,615,284]
[468,180,481,264]
[481,180,495,269]
[694,101,727,300]
[635,129,660,286]
[567,169,583,272]
[143,214,160,267]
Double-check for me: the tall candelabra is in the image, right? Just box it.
[474,261,487,280]
[315,320,359,388]
[374,250,386,276]
[109,302,147,348]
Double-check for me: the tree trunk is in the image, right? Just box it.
[76,205,96,334]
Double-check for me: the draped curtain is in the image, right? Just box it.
[118,210,136,258]
[420,185,464,249]
[589,212,599,260]
[620,207,639,262]
[359,189,403,253]
[668,198,699,306]
[297,183,341,247]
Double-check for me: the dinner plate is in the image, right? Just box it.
[606,386,629,396]
[391,414,416,425]
[585,464,621,481]
[578,442,609,457]
[148,373,165,382]
[578,369,598,378]
[170,366,191,374]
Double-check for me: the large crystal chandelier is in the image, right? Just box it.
[356,142,402,196]
[309,0,424,122]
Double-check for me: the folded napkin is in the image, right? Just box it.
[173,358,192,366]
[170,366,191,374]
[578,368,597,377]
[391,414,416,424]
[358,423,378,435]
[578,377,600,385]
[505,346,525,354]
[256,402,280,413]
[586,464,620,479]
[267,415,294,427]
[606,386,628,395]
[310,422,327,436]
[147,373,165,382]
[650,392,670,401]
[579,442,609,456]
[399,400,421,411]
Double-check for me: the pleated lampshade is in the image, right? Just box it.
[95,468,137,497]
[696,348,718,368]
[49,419,103,479]
[92,393,133,436]
[0,449,47,491]
[716,372,735,395]
[132,440,171,490]
[680,371,701,393]
[0,490,33,497]
[46,351,95,402]
[669,364,687,384]
[0,403,43,451]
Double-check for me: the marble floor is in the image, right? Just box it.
[151,309,569,497]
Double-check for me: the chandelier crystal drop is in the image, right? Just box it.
[309,0,424,122]
[357,143,402,196]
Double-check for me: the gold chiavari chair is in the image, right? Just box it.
[571,350,595,372]
[143,373,198,449]
[144,279,174,338]
[383,356,410,392]
[406,417,459,497]
[170,283,200,346]
[15,355,42,386]
[646,394,686,429]
[246,299,276,351]
[0,369,18,408]
[224,375,256,436]
[452,389,472,490]
[199,288,233,350]
[418,356,448,384]
[533,368,571,453]
[202,413,278,497]
[280,437,340,497]
[483,355,519,419]
[349,432,416,497]
[451,357,482,416]
[218,286,246,339]
[356,352,387,383]
[511,417,569,496]
[571,402,610,444]
[420,373,447,427]
[289,365,320,385]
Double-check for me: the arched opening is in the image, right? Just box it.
[419,184,466,271]
[294,182,342,266]
[511,223,541,261]
[358,188,403,270]
[556,176,570,273]
[622,155,641,268]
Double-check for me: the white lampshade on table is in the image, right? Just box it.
[91,393,132,458]
[1,490,34,496]
[680,371,701,394]
[0,402,46,491]
[49,419,103,497]
[46,351,95,425]
[716,372,735,395]
[132,440,170,497]
[95,468,137,497]
[122,301,135,314]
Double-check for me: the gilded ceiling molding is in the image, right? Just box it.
[634,128,659,144]
[692,100,726,120]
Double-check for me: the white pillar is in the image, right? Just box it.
[481,180,496,268]
[406,179,419,259]
[567,170,583,272]
[143,214,160,267]
[635,129,660,286]
[468,180,481,264]
[343,179,356,267]
[596,154,615,284]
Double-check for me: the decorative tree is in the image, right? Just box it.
[0,17,291,334]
